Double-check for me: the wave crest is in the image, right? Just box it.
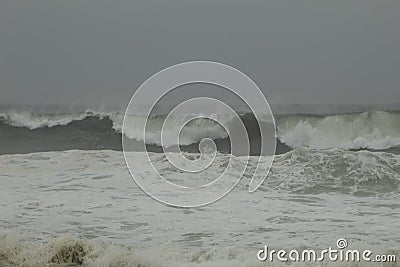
[0,110,111,129]
[277,110,400,150]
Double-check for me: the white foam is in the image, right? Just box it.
[1,149,400,249]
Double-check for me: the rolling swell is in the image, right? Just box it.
[1,110,400,155]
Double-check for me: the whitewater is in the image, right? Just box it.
[1,148,400,266]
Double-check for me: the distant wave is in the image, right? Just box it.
[0,110,240,147]
[1,109,400,150]
[0,110,116,129]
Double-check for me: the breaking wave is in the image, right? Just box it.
[1,109,400,150]
[277,110,400,150]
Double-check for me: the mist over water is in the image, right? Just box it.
[1,1,400,108]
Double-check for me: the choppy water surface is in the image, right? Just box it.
[0,149,399,266]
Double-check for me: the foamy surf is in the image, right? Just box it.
[0,233,276,267]
[0,148,399,267]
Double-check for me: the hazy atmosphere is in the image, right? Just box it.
[1,0,399,108]
[2,1,400,266]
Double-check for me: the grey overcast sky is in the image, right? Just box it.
[0,0,399,108]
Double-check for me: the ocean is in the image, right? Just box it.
[1,104,400,266]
